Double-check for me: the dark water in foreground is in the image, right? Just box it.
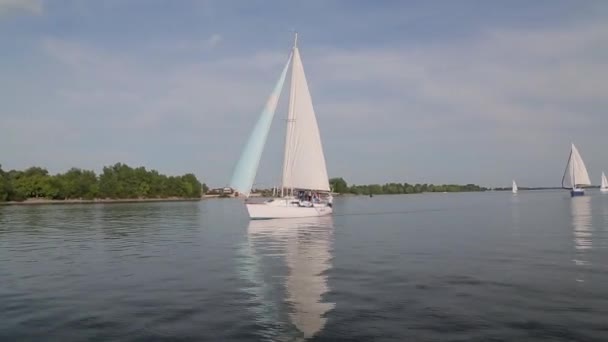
[1,191,608,341]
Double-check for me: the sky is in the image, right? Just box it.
[1,0,608,188]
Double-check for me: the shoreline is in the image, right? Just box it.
[1,197,202,206]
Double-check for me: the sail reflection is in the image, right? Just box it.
[244,217,335,340]
[510,195,520,237]
[602,195,608,229]
[571,196,592,267]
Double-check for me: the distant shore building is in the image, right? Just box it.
[207,187,236,197]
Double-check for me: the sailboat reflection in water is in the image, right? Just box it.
[571,196,592,276]
[241,217,335,340]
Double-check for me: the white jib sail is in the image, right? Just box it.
[512,180,518,193]
[601,171,608,189]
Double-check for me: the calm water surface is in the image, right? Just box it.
[1,192,608,341]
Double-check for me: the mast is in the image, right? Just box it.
[281,32,298,197]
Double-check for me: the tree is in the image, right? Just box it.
[10,167,51,198]
[180,173,202,198]
[0,165,10,201]
[368,184,382,195]
[325,176,487,195]
[329,177,348,193]
[57,168,98,199]
[0,163,207,201]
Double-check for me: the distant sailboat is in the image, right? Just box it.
[562,143,591,197]
[230,34,333,219]
[601,171,608,193]
[512,180,518,194]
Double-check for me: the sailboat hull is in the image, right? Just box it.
[246,198,333,219]
[600,188,608,193]
[571,188,585,197]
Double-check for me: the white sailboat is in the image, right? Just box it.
[512,180,518,194]
[600,171,608,193]
[230,34,333,219]
[562,143,591,197]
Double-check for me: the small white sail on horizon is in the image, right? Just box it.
[601,171,608,192]
[512,180,518,194]
[562,143,591,196]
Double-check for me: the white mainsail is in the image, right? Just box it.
[512,180,518,194]
[281,35,330,193]
[562,143,591,188]
[601,171,608,190]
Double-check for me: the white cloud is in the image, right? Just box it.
[150,34,224,54]
[313,21,608,131]
[206,33,222,48]
[306,21,608,184]
[3,18,608,185]
[16,36,287,178]
[40,36,285,122]
[0,0,42,15]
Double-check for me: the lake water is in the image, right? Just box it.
[1,191,607,341]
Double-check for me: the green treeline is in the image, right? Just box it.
[329,177,486,195]
[0,163,207,202]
